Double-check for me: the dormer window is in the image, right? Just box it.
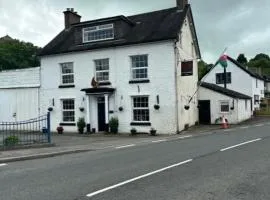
[83,24,114,43]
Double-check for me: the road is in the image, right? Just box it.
[0,122,270,200]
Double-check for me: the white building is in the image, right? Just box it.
[203,56,264,111]
[0,67,40,121]
[198,82,252,124]
[39,0,201,134]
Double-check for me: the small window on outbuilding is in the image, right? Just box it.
[220,101,229,113]
[181,61,193,76]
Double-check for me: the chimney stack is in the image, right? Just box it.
[63,8,81,29]
[176,0,189,10]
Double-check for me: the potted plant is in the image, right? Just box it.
[154,104,160,110]
[130,128,137,135]
[48,107,53,112]
[56,126,64,134]
[77,117,86,134]
[150,128,157,136]
[79,107,84,112]
[109,117,119,134]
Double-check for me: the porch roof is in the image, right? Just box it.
[80,87,115,94]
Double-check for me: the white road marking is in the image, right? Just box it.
[220,138,262,152]
[178,135,192,139]
[240,126,249,129]
[254,124,264,127]
[223,129,232,132]
[152,139,167,143]
[0,163,7,167]
[86,159,192,198]
[115,144,135,149]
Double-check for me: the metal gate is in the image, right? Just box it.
[0,112,51,149]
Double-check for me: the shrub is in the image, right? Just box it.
[184,123,189,130]
[130,128,137,135]
[77,117,86,134]
[4,136,19,146]
[109,117,119,134]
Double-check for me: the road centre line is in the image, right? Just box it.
[115,144,135,149]
[220,138,262,152]
[0,163,7,167]
[240,126,249,129]
[254,124,264,127]
[86,159,192,198]
[152,139,167,143]
[178,135,192,139]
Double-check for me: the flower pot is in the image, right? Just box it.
[78,128,84,134]
[154,104,160,110]
[150,130,157,136]
[79,107,84,112]
[184,105,190,110]
[48,107,53,112]
[56,126,64,134]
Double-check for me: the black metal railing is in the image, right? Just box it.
[0,112,51,149]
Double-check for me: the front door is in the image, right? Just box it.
[97,97,106,131]
[199,100,211,124]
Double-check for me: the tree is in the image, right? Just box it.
[236,54,248,65]
[198,60,212,80]
[248,53,270,76]
[0,35,41,70]
[250,53,270,62]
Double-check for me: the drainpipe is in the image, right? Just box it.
[174,42,180,134]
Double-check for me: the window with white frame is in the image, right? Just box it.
[220,101,229,113]
[131,55,148,80]
[132,96,150,122]
[83,24,114,43]
[62,99,75,122]
[94,58,109,82]
[60,62,74,85]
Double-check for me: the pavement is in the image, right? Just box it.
[0,116,269,163]
[0,118,270,199]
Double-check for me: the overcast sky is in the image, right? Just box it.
[0,0,270,63]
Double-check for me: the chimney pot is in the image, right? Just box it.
[63,8,81,29]
[177,0,189,10]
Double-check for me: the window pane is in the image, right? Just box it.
[61,63,73,74]
[63,111,75,122]
[131,55,148,68]
[84,24,114,42]
[95,59,109,71]
[62,74,74,84]
[62,99,74,110]
[96,72,109,82]
[133,109,149,121]
[132,68,147,79]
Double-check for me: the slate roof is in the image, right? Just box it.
[227,56,264,81]
[200,82,252,99]
[39,5,200,57]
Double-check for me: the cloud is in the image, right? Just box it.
[0,0,270,62]
[0,0,62,47]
